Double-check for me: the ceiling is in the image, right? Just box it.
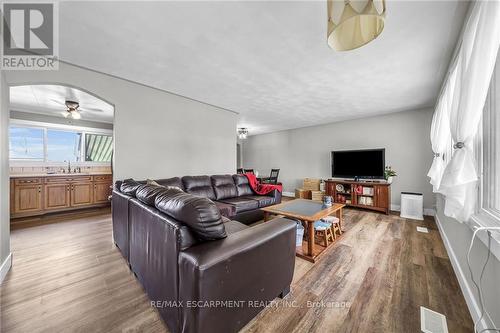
[10,85,114,123]
[55,1,468,135]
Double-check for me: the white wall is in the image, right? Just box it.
[0,70,12,282]
[242,108,435,210]
[0,62,237,282]
[4,62,237,180]
[435,197,500,330]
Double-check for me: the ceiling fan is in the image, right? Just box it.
[61,100,82,119]
[51,99,104,120]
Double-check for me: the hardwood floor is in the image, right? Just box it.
[1,208,473,332]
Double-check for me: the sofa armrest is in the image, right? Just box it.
[112,189,131,260]
[178,218,296,333]
[266,188,282,203]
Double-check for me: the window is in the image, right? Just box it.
[9,123,112,164]
[477,51,500,222]
[85,133,113,162]
[47,129,82,162]
[9,126,44,160]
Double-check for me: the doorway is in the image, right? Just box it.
[8,84,115,226]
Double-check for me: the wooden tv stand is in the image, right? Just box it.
[325,179,391,214]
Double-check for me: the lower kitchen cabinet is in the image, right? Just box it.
[94,182,112,204]
[10,174,112,219]
[71,182,94,207]
[13,183,43,215]
[45,183,71,210]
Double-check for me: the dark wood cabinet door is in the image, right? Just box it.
[93,181,112,204]
[71,182,94,207]
[325,181,335,196]
[376,185,389,210]
[45,184,71,210]
[14,185,43,214]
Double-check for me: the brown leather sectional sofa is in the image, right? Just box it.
[112,174,296,333]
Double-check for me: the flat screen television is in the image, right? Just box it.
[331,149,385,179]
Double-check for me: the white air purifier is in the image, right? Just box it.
[400,192,424,220]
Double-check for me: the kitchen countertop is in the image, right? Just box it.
[10,173,112,178]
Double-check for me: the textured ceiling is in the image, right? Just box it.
[10,85,114,123]
[56,1,468,135]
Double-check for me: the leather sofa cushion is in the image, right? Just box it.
[223,220,249,235]
[114,180,123,191]
[154,177,185,191]
[214,201,237,218]
[211,175,238,200]
[182,176,216,200]
[155,189,226,241]
[130,197,200,251]
[233,175,255,197]
[120,179,142,196]
[245,195,275,208]
[136,184,179,206]
[219,197,259,213]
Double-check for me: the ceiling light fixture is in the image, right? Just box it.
[327,0,386,51]
[60,100,82,120]
[237,128,248,140]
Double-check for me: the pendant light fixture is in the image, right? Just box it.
[327,0,386,51]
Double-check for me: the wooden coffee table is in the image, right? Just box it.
[261,199,345,263]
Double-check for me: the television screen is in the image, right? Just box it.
[332,149,385,179]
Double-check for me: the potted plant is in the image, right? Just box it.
[385,166,397,183]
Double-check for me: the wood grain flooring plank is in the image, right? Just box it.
[1,209,473,333]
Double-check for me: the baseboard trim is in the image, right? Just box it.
[282,191,295,197]
[390,204,436,217]
[0,253,12,285]
[434,214,494,331]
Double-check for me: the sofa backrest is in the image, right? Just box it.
[211,175,238,200]
[233,174,254,197]
[181,176,216,200]
[155,177,185,191]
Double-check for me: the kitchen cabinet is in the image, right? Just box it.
[13,182,43,215]
[10,174,112,219]
[44,183,71,210]
[71,182,94,207]
[94,182,112,204]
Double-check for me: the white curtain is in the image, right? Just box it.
[427,65,456,192]
[437,0,500,222]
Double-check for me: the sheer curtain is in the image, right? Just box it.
[427,65,456,192]
[437,0,500,222]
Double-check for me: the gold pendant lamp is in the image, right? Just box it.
[327,0,386,51]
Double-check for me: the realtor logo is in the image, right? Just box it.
[1,2,58,70]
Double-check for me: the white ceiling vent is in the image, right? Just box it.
[420,306,448,333]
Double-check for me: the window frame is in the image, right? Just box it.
[9,119,113,166]
[468,54,500,259]
[474,56,500,224]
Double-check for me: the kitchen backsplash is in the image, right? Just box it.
[10,165,112,175]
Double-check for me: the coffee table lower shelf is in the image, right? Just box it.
[262,199,345,263]
[296,240,328,263]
